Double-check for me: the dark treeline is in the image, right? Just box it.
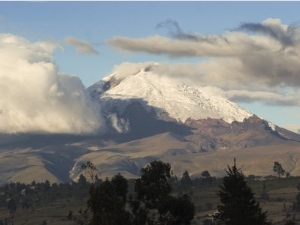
[0,179,89,225]
[1,160,297,225]
[0,178,90,209]
[0,164,219,214]
[1,160,210,225]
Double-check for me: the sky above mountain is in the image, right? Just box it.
[1,1,300,133]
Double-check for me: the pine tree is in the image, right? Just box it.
[214,158,271,225]
[88,176,131,225]
[134,160,195,225]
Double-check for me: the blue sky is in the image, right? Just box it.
[1,1,300,133]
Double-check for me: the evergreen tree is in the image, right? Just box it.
[111,173,128,205]
[214,159,271,225]
[135,160,172,209]
[134,160,195,225]
[88,176,131,225]
[158,194,195,225]
[86,160,195,225]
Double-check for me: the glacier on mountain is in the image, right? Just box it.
[89,63,253,124]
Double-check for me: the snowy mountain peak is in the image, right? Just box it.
[89,63,253,124]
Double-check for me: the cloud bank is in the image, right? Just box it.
[107,18,300,107]
[0,33,102,134]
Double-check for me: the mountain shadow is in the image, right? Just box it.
[101,97,194,143]
[0,133,101,150]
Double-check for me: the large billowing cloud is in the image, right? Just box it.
[0,33,102,134]
[107,18,300,107]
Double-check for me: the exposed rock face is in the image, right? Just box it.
[184,115,292,152]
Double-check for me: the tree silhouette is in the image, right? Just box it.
[201,170,211,178]
[214,158,271,225]
[77,174,88,189]
[88,175,130,225]
[81,161,99,183]
[111,173,128,205]
[273,161,285,178]
[134,160,195,225]
[86,160,195,225]
[158,194,195,225]
[7,198,17,216]
[201,170,213,186]
[181,171,193,187]
[135,160,172,209]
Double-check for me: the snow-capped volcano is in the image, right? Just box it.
[89,63,252,124]
[1,63,300,184]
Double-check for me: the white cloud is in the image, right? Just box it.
[281,124,300,134]
[110,60,300,107]
[107,19,300,106]
[0,33,102,134]
[65,36,98,55]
